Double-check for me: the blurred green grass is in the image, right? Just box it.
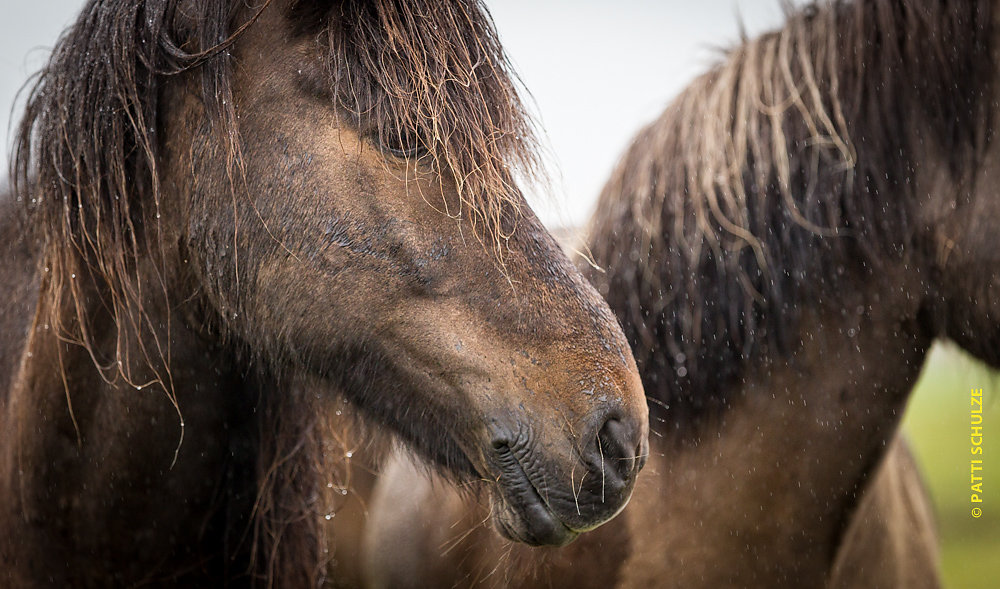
[901,344,1000,589]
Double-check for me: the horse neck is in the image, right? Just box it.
[620,269,934,588]
[0,261,259,584]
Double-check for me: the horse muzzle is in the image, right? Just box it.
[486,411,647,546]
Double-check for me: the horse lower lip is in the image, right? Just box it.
[493,446,578,546]
[497,499,578,547]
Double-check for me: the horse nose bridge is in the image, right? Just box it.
[569,354,648,437]
[504,335,648,426]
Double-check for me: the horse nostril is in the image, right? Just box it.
[594,417,639,485]
[635,441,647,471]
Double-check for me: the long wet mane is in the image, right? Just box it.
[587,0,995,424]
[10,0,539,585]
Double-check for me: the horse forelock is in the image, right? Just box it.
[318,0,543,252]
[588,0,996,426]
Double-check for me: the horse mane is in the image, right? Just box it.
[587,0,996,425]
[10,0,538,585]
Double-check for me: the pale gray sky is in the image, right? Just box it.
[1,1,83,172]
[0,1,793,226]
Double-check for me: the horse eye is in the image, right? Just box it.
[376,128,427,159]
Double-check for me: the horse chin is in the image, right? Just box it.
[398,430,579,546]
[492,492,579,547]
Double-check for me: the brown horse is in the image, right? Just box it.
[364,0,999,587]
[0,1,650,586]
